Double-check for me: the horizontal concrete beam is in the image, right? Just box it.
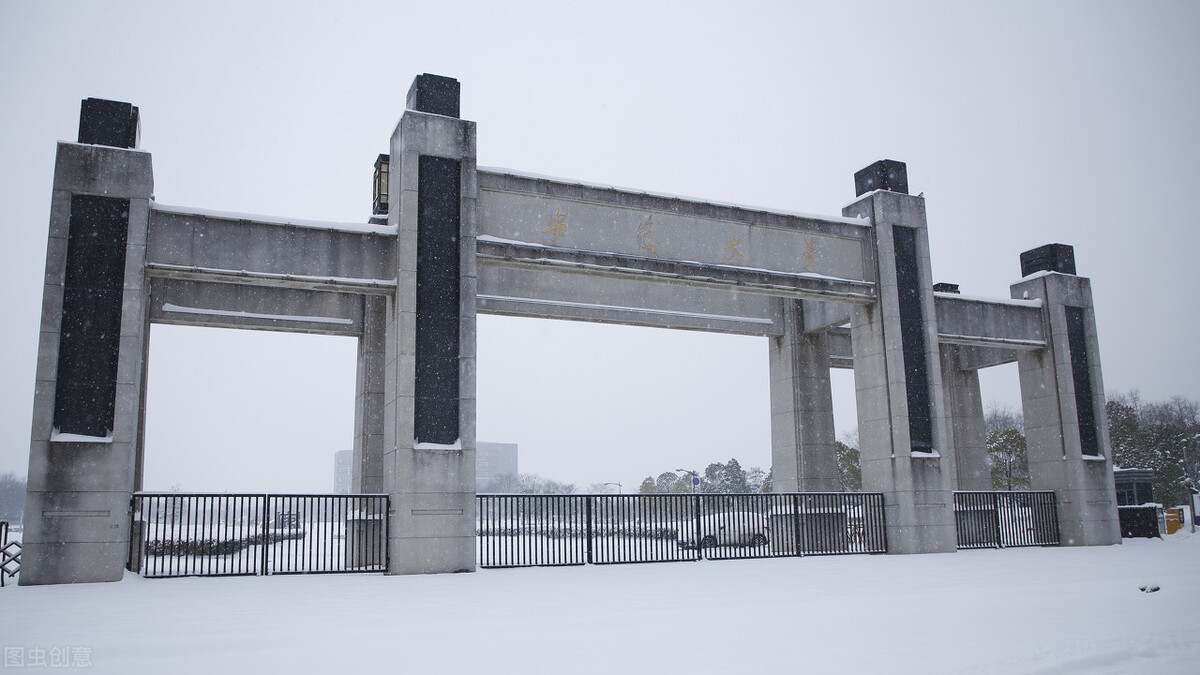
[478,169,870,227]
[950,344,1021,370]
[146,262,396,295]
[478,295,780,336]
[148,204,396,285]
[477,264,783,336]
[478,168,872,283]
[149,278,365,336]
[934,294,1045,351]
[478,240,877,305]
[826,313,1035,371]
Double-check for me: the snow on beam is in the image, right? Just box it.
[934,294,1045,351]
[148,206,396,286]
[148,277,365,336]
[145,263,396,295]
[477,294,781,337]
[477,240,877,305]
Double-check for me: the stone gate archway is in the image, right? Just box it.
[22,76,1119,585]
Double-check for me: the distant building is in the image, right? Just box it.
[1113,467,1154,506]
[334,450,352,494]
[477,442,518,492]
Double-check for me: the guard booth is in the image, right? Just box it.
[1114,468,1162,538]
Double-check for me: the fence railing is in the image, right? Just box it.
[129,493,389,578]
[953,491,1060,549]
[1,521,20,587]
[477,492,887,568]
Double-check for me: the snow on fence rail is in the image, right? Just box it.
[129,493,389,578]
[476,493,887,568]
[953,491,1060,549]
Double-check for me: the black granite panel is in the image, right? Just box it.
[78,98,139,148]
[415,156,461,445]
[1065,306,1099,455]
[854,160,908,197]
[893,225,933,453]
[407,74,461,118]
[53,195,129,437]
[1020,243,1076,277]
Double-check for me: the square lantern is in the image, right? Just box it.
[373,154,389,216]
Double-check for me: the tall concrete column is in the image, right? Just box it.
[940,345,990,491]
[1011,246,1120,546]
[22,100,153,584]
[353,294,387,493]
[843,162,957,553]
[384,75,478,574]
[769,300,839,492]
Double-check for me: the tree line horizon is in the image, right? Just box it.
[475,390,1199,508]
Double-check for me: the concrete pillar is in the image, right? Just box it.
[940,345,990,491]
[353,294,387,493]
[843,167,957,554]
[22,100,153,584]
[1011,250,1120,546]
[384,75,478,573]
[769,300,839,492]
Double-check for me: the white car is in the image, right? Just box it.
[677,512,769,549]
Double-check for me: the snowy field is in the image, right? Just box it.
[3,533,1198,674]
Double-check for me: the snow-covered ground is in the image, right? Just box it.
[3,532,1198,674]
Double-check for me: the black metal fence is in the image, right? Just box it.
[1117,504,1164,538]
[953,491,1060,549]
[477,492,887,568]
[1,521,19,587]
[129,493,389,578]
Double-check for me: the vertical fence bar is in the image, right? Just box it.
[993,491,1004,549]
[586,496,594,565]
[1046,492,1061,546]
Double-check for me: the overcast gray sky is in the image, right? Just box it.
[1,1,1197,493]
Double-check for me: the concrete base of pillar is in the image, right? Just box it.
[1034,458,1121,547]
[871,458,958,554]
[18,540,128,585]
[389,535,475,575]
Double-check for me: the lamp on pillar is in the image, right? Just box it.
[372,154,389,217]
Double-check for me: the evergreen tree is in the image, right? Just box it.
[987,428,1030,490]
[835,440,862,492]
[656,471,679,494]
[746,466,769,493]
[723,458,749,493]
[637,477,657,494]
[1108,392,1200,506]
